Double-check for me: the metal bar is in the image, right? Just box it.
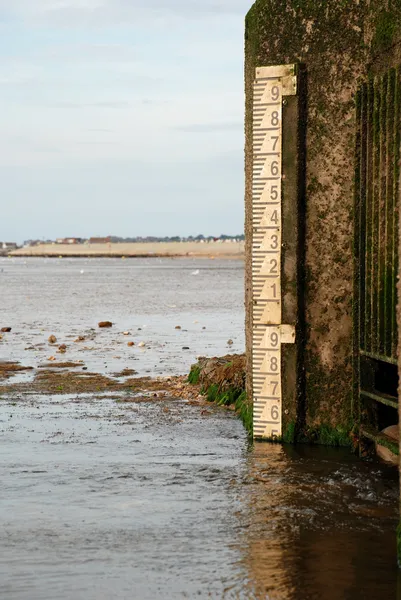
[391,68,401,358]
[360,390,398,410]
[385,68,396,357]
[354,87,362,420]
[371,76,381,355]
[360,426,399,454]
[359,85,367,353]
[364,78,374,353]
[360,349,398,365]
[378,73,388,356]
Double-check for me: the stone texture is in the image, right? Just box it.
[245,0,401,433]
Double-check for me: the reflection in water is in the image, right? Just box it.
[242,444,400,600]
[1,392,400,599]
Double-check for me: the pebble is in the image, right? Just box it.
[175,326,181,330]
[127,341,135,347]
[1,327,11,332]
[227,339,234,346]
[138,342,145,348]
[123,331,130,336]
[48,335,57,344]
[48,356,56,361]
[98,321,113,328]
[182,346,190,350]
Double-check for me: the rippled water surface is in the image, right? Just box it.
[1,258,400,599]
[0,257,244,375]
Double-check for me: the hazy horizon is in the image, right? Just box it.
[0,0,251,243]
[16,232,244,243]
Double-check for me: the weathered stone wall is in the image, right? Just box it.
[245,0,401,434]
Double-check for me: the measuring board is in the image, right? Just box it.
[252,65,297,440]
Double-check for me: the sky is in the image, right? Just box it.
[0,0,252,243]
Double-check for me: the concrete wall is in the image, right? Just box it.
[245,0,401,436]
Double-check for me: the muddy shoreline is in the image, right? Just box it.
[0,359,206,402]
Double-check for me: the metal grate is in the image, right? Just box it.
[355,68,401,367]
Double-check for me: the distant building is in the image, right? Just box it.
[65,238,83,244]
[56,237,83,244]
[89,236,112,244]
[1,242,17,249]
[23,240,41,247]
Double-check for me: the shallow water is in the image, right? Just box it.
[1,258,400,599]
[1,393,399,599]
[0,256,245,376]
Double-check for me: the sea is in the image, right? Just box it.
[0,257,399,599]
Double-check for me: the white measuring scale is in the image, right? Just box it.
[252,65,297,440]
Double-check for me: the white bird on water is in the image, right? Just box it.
[191,270,199,276]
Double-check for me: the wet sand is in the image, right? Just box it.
[10,241,244,259]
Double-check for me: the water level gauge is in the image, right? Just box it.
[252,65,297,440]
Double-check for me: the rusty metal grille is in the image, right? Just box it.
[355,68,401,367]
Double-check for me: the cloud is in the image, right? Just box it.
[85,127,113,132]
[0,0,248,240]
[175,121,242,133]
[51,101,133,108]
[0,0,249,25]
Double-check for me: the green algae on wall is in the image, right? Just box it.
[372,8,400,55]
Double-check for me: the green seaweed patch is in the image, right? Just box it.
[283,421,296,444]
[204,384,252,436]
[187,364,201,385]
[302,422,353,446]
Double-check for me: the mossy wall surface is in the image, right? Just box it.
[245,0,401,433]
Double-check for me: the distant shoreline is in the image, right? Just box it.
[9,241,245,259]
